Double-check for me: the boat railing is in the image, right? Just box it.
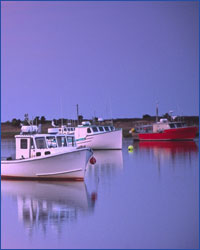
[135,125,153,133]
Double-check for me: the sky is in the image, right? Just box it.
[1,1,199,122]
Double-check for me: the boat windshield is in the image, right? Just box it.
[35,137,47,149]
[169,123,185,128]
[57,136,67,147]
[66,136,75,146]
[46,136,57,148]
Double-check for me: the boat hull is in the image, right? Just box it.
[138,126,198,141]
[1,148,93,180]
[76,129,122,149]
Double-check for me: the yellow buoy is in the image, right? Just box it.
[128,145,134,151]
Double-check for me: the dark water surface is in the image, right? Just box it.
[1,138,199,249]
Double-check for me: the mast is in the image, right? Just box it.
[76,104,79,125]
[156,102,159,122]
[109,98,114,126]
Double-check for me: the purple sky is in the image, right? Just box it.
[1,1,199,121]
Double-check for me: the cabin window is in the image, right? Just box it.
[67,136,75,146]
[92,126,98,133]
[20,139,28,149]
[110,126,114,131]
[87,128,91,133]
[176,123,182,128]
[169,124,175,128]
[46,136,57,148]
[35,137,47,149]
[57,136,67,147]
[99,126,104,132]
[104,126,109,132]
[30,138,35,149]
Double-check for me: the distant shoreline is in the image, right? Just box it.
[1,116,199,139]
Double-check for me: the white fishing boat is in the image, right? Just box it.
[1,125,93,180]
[74,122,122,150]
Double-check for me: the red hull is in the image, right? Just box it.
[139,126,198,141]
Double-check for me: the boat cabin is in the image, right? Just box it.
[135,119,187,134]
[153,119,186,133]
[75,122,115,140]
[48,126,75,135]
[15,134,76,160]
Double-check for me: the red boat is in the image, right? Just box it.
[132,119,198,141]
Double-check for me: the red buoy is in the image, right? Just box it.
[91,192,97,201]
[90,156,96,165]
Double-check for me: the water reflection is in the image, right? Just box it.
[137,140,198,155]
[134,140,198,170]
[1,141,198,249]
[85,150,123,194]
[1,181,96,237]
[86,150,123,178]
[1,151,123,239]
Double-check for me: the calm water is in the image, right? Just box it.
[1,138,199,249]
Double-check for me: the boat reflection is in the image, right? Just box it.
[86,150,123,187]
[138,140,198,153]
[136,141,198,165]
[1,181,96,236]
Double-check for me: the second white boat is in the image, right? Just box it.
[74,122,122,150]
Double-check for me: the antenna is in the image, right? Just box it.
[156,101,159,122]
[52,120,57,127]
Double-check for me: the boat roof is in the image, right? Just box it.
[169,121,185,124]
[15,133,74,138]
[77,124,113,128]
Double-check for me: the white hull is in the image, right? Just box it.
[1,148,92,180]
[76,129,122,149]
